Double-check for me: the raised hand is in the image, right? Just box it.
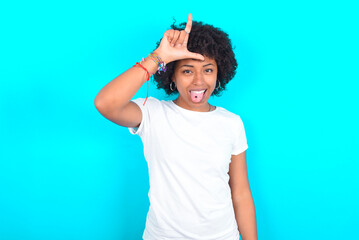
[154,13,205,64]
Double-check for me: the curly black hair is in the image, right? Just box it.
[152,19,238,96]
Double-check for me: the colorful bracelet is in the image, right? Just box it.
[133,62,150,106]
[150,52,167,74]
[132,52,166,106]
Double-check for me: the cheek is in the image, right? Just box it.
[206,75,217,85]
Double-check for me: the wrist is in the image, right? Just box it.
[153,49,171,64]
[141,56,159,76]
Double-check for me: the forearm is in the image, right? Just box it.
[232,193,257,240]
[94,51,163,111]
[94,14,204,112]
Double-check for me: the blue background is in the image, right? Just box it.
[1,1,358,239]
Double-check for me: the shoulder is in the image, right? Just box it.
[131,97,173,115]
[131,96,161,105]
[215,107,245,131]
[216,106,243,121]
[131,96,166,110]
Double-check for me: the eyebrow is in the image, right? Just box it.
[180,63,214,68]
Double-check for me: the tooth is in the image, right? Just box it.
[191,90,205,93]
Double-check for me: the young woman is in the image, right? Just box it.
[95,13,257,240]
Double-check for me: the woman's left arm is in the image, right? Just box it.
[229,151,258,240]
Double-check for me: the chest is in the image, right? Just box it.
[148,112,234,174]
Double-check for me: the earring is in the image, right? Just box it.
[170,81,176,91]
[215,80,221,90]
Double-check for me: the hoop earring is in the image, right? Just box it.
[215,80,221,90]
[170,81,176,91]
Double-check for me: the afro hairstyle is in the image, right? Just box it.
[152,19,238,96]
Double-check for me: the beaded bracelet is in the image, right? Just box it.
[133,62,150,106]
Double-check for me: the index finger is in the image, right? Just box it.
[184,13,192,34]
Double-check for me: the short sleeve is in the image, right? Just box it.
[128,97,150,137]
[231,116,249,155]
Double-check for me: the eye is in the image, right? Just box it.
[183,69,192,74]
[205,69,214,73]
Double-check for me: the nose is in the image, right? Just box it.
[192,71,204,85]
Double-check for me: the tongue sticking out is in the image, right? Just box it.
[190,90,205,103]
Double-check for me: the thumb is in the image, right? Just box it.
[185,51,205,61]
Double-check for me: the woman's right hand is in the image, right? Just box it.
[153,13,205,64]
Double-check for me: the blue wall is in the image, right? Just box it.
[1,1,358,239]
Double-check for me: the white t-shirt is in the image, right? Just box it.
[128,97,248,240]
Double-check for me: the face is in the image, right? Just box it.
[172,56,218,112]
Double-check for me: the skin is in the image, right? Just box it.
[171,56,218,112]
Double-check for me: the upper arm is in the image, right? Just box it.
[95,101,142,128]
[228,150,251,199]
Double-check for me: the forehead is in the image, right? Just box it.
[175,56,217,68]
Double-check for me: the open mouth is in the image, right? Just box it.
[189,89,207,102]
